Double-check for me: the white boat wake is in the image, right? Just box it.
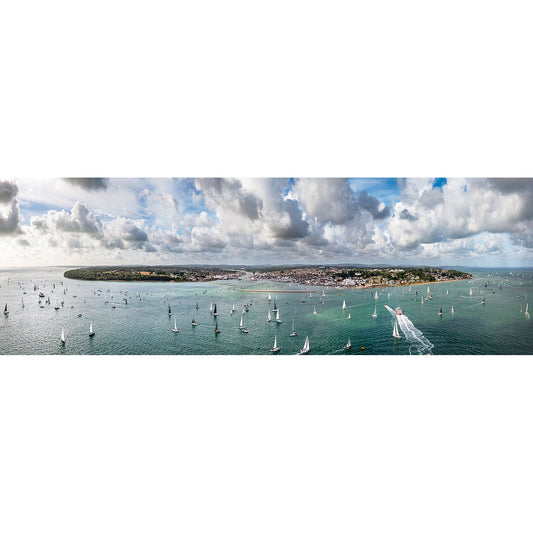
[384,305,434,355]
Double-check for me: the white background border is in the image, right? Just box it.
[1,1,533,532]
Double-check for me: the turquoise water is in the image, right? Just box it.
[0,267,532,355]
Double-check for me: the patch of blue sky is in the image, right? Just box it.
[432,177,447,189]
[348,178,400,204]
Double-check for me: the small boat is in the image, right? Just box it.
[214,320,220,334]
[273,301,277,310]
[192,318,198,326]
[395,307,403,315]
[344,338,351,350]
[267,293,271,302]
[39,292,45,298]
[469,288,473,296]
[374,292,378,300]
[392,319,401,339]
[481,298,485,304]
[342,300,346,310]
[61,327,66,344]
[230,302,235,314]
[276,308,281,323]
[438,307,443,315]
[3,303,8,316]
[196,302,199,310]
[172,319,180,332]
[321,290,325,297]
[213,304,218,316]
[239,315,244,329]
[347,313,351,319]
[77,313,82,317]
[270,335,280,353]
[300,335,310,354]
[22,298,24,308]
[313,306,318,315]
[168,304,172,315]
[267,309,271,322]
[446,289,449,296]
[290,318,298,337]
[372,305,377,318]
[451,306,454,314]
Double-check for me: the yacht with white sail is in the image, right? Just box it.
[271,335,280,353]
[300,336,310,354]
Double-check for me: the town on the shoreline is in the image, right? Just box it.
[64,265,471,288]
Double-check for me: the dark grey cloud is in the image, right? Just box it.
[195,178,263,221]
[0,199,21,234]
[63,178,110,191]
[358,190,390,219]
[398,209,418,221]
[0,181,18,203]
[487,178,533,194]
[270,199,309,240]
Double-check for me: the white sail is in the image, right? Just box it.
[392,319,401,339]
[526,303,529,314]
[232,302,235,312]
[276,308,281,323]
[344,338,351,349]
[61,327,65,343]
[321,290,325,297]
[372,305,377,318]
[239,315,244,328]
[446,289,449,296]
[375,292,378,300]
[451,306,454,314]
[267,309,271,322]
[342,300,346,309]
[89,323,93,334]
[210,302,213,312]
[313,306,317,315]
[271,335,280,352]
[469,288,473,296]
[172,319,179,332]
[300,335,310,354]
[268,293,271,301]
[290,318,297,336]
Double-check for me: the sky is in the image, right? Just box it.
[0,177,532,268]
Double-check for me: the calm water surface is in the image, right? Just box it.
[0,267,531,355]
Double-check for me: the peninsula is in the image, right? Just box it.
[63,265,471,288]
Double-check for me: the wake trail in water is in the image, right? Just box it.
[384,305,434,355]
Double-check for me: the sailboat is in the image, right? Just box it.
[342,300,346,310]
[21,297,24,308]
[61,327,66,344]
[300,335,310,354]
[276,308,281,323]
[54,302,60,310]
[241,314,248,333]
[214,319,220,334]
[172,319,180,332]
[195,302,199,310]
[239,315,244,329]
[347,313,351,319]
[469,288,473,296]
[446,289,449,296]
[3,303,8,316]
[451,306,454,314]
[372,305,377,318]
[270,335,280,353]
[481,298,485,304]
[321,289,325,297]
[230,302,235,314]
[213,303,218,316]
[267,293,271,302]
[273,301,277,310]
[525,303,530,319]
[392,319,401,339]
[192,317,198,326]
[374,292,378,300]
[267,309,271,322]
[209,302,213,313]
[344,338,351,350]
[290,318,298,336]
[313,306,318,315]
[89,323,95,337]
[438,307,443,315]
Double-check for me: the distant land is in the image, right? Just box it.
[63,265,472,288]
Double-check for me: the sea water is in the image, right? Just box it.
[0,267,531,355]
